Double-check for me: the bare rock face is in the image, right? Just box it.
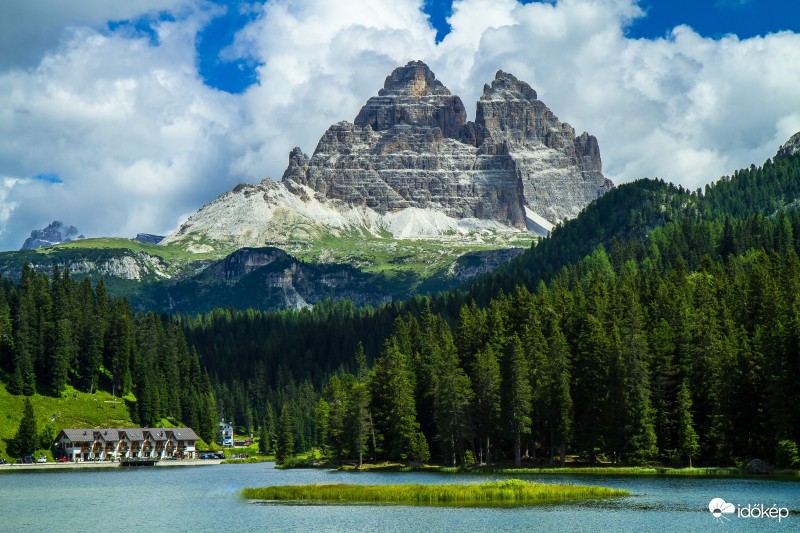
[284,61,611,227]
[778,131,800,158]
[21,220,84,250]
[476,71,612,221]
[354,60,469,139]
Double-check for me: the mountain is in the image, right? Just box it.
[165,61,610,252]
[779,131,800,157]
[21,221,83,250]
[0,62,613,312]
[176,137,800,471]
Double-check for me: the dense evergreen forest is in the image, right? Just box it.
[3,153,799,468]
[0,266,216,443]
[183,153,800,468]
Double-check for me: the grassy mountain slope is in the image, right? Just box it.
[0,233,532,313]
[0,381,136,461]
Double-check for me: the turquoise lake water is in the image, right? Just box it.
[0,463,797,532]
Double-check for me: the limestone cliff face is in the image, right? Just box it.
[167,61,610,253]
[283,61,611,228]
[476,71,612,222]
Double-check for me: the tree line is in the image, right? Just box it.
[183,153,800,467]
[0,265,217,443]
[274,240,800,468]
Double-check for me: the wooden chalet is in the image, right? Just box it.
[54,427,200,461]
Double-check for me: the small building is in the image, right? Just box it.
[54,427,200,461]
[219,421,233,447]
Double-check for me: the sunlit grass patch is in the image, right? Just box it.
[242,479,630,507]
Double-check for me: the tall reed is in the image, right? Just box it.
[242,479,629,507]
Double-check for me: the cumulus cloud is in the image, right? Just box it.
[224,0,437,178]
[0,4,239,246]
[0,0,190,69]
[431,0,800,188]
[0,0,799,249]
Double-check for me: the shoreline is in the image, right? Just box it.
[0,459,223,472]
[307,462,800,481]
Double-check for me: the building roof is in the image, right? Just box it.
[145,429,169,441]
[59,428,95,442]
[58,427,199,444]
[168,428,199,441]
[119,428,144,441]
[94,429,120,442]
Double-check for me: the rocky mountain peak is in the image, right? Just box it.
[281,60,611,226]
[482,70,538,102]
[353,60,467,138]
[21,220,83,250]
[282,146,311,182]
[379,60,451,97]
[778,131,800,157]
[167,61,612,253]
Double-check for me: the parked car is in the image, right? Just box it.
[23,456,34,464]
[57,456,68,463]
[37,456,47,463]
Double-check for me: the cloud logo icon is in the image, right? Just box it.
[709,498,736,517]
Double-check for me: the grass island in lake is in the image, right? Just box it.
[242,479,630,507]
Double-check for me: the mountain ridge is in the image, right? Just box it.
[165,61,610,253]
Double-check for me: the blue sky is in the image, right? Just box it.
[0,0,799,250]
[196,0,799,94]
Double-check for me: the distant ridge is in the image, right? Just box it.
[21,220,83,250]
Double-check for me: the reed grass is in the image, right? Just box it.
[242,479,629,507]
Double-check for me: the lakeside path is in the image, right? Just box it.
[0,459,223,472]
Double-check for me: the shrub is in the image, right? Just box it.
[776,440,799,468]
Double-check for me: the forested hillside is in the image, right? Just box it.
[185,153,800,467]
[0,266,216,445]
[3,153,799,467]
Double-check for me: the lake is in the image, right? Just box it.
[0,463,797,532]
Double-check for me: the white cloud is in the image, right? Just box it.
[224,0,437,178]
[0,5,239,247]
[0,178,25,233]
[0,0,799,249]
[0,0,191,69]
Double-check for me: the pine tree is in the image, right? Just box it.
[614,273,658,464]
[259,419,271,455]
[369,339,428,462]
[12,265,37,396]
[12,398,38,456]
[676,380,699,467]
[315,398,330,456]
[0,286,14,372]
[346,381,370,468]
[506,335,532,468]
[324,375,347,459]
[573,312,611,461]
[545,326,573,467]
[276,403,295,465]
[454,303,486,368]
[471,346,501,464]
[49,318,72,395]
